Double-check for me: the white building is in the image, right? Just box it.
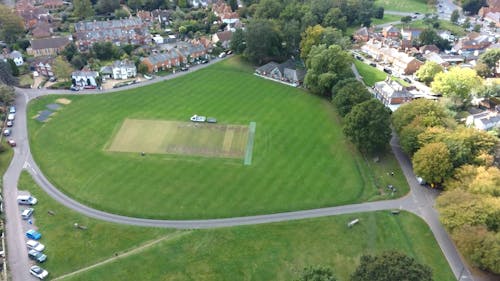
[71,70,99,87]
[111,60,137,80]
[466,110,500,131]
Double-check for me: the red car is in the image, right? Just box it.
[7,139,16,147]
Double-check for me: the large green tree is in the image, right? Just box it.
[412,142,453,185]
[230,28,246,54]
[73,0,95,19]
[96,0,120,14]
[300,25,349,61]
[0,61,19,86]
[0,84,16,107]
[462,0,486,14]
[244,19,284,64]
[415,61,443,85]
[332,79,371,116]
[343,99,392,154]
[52,57,74,81]
[477,49,500,78]
[431,67,482,107]
[392,99,455,134]
[296,266,337,281]
[0,4,25,44]
[304,44,353,96]
[350,251,433,281]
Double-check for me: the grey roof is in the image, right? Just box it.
[71,70,99,78]
[256,62,279,74]
[9,51,23,59]
[112,60,135,68]
[74,18,145,32]
[30,37,70,50]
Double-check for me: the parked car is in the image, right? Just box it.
[7,113,15,121]
[48,77,57,82]
[28,249,47,263]
[17,195,37,205]
[70,85,80,91]
[180,66,189,71]
[9,106,16,113]
[26,240,45,252]
[226,50,233,55]
[6,120,13,127]
[383,68,392,74]
[7,139,16,147]
[26,229,42,240]
[3,129,11,136]
[218,52,226,58]
[21,208,34,220]
[29,265,49,280]
[201,59,209,64]
[369,62,376,67]
[403,77,412,83]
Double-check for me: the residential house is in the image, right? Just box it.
[27,37,70,57]
[110,60,137,80]
[479,0,500,17]
[255,59,306,86]
[401,28,422,41]
[15,0,50,29]
[212,30,232,49]
[420,45,440,54]
[373,79,413,111]
[466,109,500,131]
[212,0,239,29]
[71,70,99,87]
[176,41,208,62]
[453,35,491,53]
[8,51,24,66]
[33,57,54,77]
[382,25,400,39]
[32,21,52,38]
[438,30,455,42]
[353,27,371,42]
[361,40,423,74]
[74,17,151,51]
[140,49,183,73]
[151,9,172,26]
[484,12,500,27]
[423,52,450,67]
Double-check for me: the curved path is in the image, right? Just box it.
[4,60,474,281]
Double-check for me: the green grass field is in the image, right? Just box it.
[371,14,402,26]
[60,211,455,281]
[108,119,249,159]
[17,171,172,277]
[28,57,408,219]
[354,60,387,87]
[397,20,467,37]
[374,0,432,13]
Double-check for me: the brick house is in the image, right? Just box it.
[33,57,55,77]
[373,79,413,111]
[140,49,183,73]
[27,37,71,57]
[382,25,400,39]
[361,40,423,75]
[211,30,232,49]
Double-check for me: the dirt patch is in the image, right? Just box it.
[56,98,71,105]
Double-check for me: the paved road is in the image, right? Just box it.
[4,58,474,281]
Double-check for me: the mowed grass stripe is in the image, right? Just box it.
[244,122,256,165]
[28,57,401,219]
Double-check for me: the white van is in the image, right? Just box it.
[17,195,38,205]
[7,114,15,121]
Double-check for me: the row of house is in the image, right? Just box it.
[360,40,423,75]
[140,41,209,73]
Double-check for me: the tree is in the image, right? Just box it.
[52,57,73,81]
[138,62,149,74]
[0,4,25,44]
[431,67,482,107]
[304,44,353,96]
[401,16,412,24]
[62,43,78,62]
[0,60,19,86]
[228,0,237,12]
[399,120,425,156]
[412,142,453,185]
[392,99,455,134]
[230,28,246,54]
[300,25,326,61]
[415,61,443,85]
[343,99,392,154]
[244,19,284,64]
[127,0,143,10]
[0,84,16,107]
[70,55,86,70]
[476,83,500,98]
[350,251,433,281]
[254,0,282,19]
[323,8,347,31]
[73,0,94,19]
[332,80,371,116]
[296,266,337,281]
[7,59,19,77]
[462,0,486,15]
[445,165,500,196]
[450,9,460,24]
[114,8,129,18]
[96,0,120,14]
[477,48,500,77]
[373,7,384,19]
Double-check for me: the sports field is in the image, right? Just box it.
[20,171,454,281]
[108,119,249,159]
[374,0,432,13]
[28,57,409,219]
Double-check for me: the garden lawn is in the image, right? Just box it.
[371,14,402,26]
[354,60,387,87]
[28,57,408,219]
[17,171,173,277]
[60,211,456,281]
[374,0,432,13]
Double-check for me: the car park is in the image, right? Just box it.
[26,229,42,240]
[7,139,16,147]
[30,265,49,279]
[21,208,34,220]
[17,195,37,205]
[26,240,45,252]
[28,249,47,263]
[6,120,13,127]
